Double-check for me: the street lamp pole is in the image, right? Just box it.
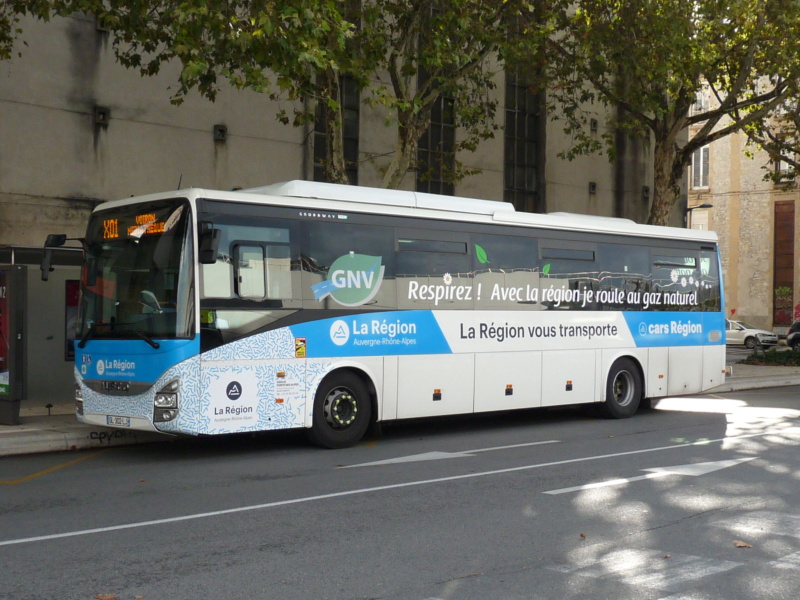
[686,202,714,229]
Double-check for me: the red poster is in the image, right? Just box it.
[65,280,80,360]
[0,271,8,396]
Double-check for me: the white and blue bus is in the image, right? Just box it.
[43,181,726,448]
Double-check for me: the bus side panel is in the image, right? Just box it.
[197,359,306,434]
[667,346,704,395]
[541,350,596,407]
[382,356,399,421]
[396,354,474,419]
[195,328,305,434]
[645,347,670,398]
[474,352,542,412]
[702,344,727,391]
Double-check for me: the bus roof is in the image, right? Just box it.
[97,180,719,244]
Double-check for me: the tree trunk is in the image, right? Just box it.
[381,109,429,189]
[647,135,683,226]
[321,70,349,185]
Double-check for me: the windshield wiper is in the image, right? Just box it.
[129,329,160,349]
[77,322,101,349]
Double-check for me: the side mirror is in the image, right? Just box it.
[199,223,221,264]
[40,234,68,281]
[140,290,163,314]
[45,234,68,248]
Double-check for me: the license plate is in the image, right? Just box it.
[107,415,131,427]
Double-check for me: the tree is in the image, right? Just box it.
[361,1,517,188]
[1,0,65,59]
[524,0,800,225]
[745,97,800,183]
[29,0,521,188]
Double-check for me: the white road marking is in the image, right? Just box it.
[341,440,560,467]
[543,457,756,495]
[0,431,780,547]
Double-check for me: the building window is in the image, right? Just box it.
[691,146,709,189]
[504,68,542,213]
[314,75,359,185]
[416,94,455,195]
[692,88,709,115]
[776,153,797,180]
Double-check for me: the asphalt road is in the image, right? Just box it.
[2,384,800,600]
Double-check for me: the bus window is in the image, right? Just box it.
[302,221,395,309]
[471,233,539,310]
[235,244,266,299]
[539,242,597,310]
[265,244,292,299]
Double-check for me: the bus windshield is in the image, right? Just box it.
[79,199,195,344]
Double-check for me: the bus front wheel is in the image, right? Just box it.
[308,372,372,449]
[598,358,642,419]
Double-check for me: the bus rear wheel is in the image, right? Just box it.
[598,358,642,419]
[308,372,372,449]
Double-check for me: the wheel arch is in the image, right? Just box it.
[601,351,646,402]
[305,361,380,429]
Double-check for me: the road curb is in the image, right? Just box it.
[705,375,800,395]
[0,420,170,457]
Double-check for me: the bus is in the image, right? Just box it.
[42,181,726,448]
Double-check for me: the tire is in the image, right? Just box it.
[598,358,642,419]
[307,372,372,449]
[744,337,756,349]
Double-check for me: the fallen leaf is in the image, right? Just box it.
[95,595,117,600]
[734,540,752,548]
[579,533,586,539]
[663,554,671,559]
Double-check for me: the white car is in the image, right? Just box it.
[725,319,778,349]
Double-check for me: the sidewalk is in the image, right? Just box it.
[2,363,800,457]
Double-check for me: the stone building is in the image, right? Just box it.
[0,13,662,407]
[687,100,799,333]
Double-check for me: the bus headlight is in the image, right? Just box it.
[154,380,179,422]
[75,383,84,415]
[154,392,178,409]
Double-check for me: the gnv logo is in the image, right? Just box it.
[330,320,350,346]
[311,254,385,307]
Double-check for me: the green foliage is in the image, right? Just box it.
[0,0,65,59]
[4,0,529,188]
[742,347,800,366]
[520,0,800,225]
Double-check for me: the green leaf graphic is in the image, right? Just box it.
[542,263,551,275]
[475,244,489,264]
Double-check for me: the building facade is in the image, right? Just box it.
[1,13,661,407]
[688,109,800,333]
